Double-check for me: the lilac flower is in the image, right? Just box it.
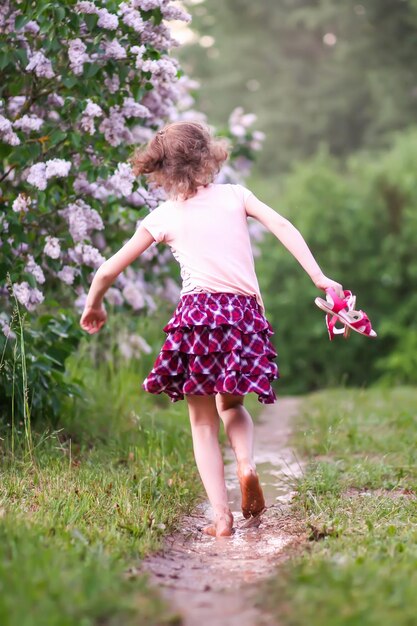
[0,313,16,340]
[13,281,44,312]
[22,20,40,35]
[12,193,31,213]
[7,96,26,117]
[26,163,47,190]
[80,100,103,134]
[45,159,72,179]
[101,40,127,61]
[103,73,120,94]
[161,5,191,22]
[74,1,97,14]
[69,243,105,268]
[108,163,135,197]
[122,97,150,119]
[43,236,61,259]
[122,282,145,310]
[119,332,151,359]
[0,114,20,146]
[68,38,89,75]
[97,8,118,30]
[130,44,146,69]
[74,288,87,310]
[25,51,55,79]
[59,200,104,242]
[105,287,124,306]
[25,255,45,284]
[119,3,144,33]
[47,93,65,107]
[142,57,178,84]
[57,266,77,285]
[135,0,161,10]
[84,101,103,117]
[99,108,132,147]
[13,114,44,133]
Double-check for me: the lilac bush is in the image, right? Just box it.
[0,0,263,421]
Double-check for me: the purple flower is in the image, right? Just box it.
[25,254,45,284]
[74,1,97,14]
[68,38,89,75]
[161,5,191,22]
[69,243,105,268]
[13,114,44,133]
[25,51,55,79]
[45,159,72,179]
[0,114,20,146]
[103,73,120,94]
[13,281,44,312]
[105,287,124,306]
[26,163,47,190]
[101,40,127,61]
[99,108,132,147]
[12,193,31,213]
[120,3,144,33]
[122,97,150,119]
[57,265,77,285]
[43,236,61,259]
[0,313,16,341]
[59,200,104,242]
[122,282,145,310]
[80,100,103,135]
[108,163,135,197]
[97,8,119,30]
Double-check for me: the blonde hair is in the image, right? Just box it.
[130,121,229,199]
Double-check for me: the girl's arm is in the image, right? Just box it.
[246,193,343,296]
[80,225,154,334]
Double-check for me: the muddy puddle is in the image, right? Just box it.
[140,397,306,626]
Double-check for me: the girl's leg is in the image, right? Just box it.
[215,393,265,518]
[186,394,233,537]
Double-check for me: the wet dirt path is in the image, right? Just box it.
[141,397,305,626]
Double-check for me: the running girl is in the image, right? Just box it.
[80,121,343,537]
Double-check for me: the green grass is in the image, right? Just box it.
[0,326,200,626]
[261,387,417,626]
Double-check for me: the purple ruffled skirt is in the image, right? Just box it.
[142,292,279,404]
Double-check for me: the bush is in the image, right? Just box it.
[257,129,417,392]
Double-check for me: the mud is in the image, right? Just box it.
[140,397,306,626]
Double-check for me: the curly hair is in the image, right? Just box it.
[130,121,229,199]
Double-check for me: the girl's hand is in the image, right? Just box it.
[80,304,107,334]
[312,273,344,298]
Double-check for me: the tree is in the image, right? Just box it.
[0,0,263,422]
[180,0,417,173]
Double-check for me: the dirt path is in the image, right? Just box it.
[141,397,305,626]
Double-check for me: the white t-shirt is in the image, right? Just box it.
[141,183,264,311]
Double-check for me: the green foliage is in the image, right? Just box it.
[0,304,83,425]
[180,0,417,174]
[0,339,200,626]
[255,128,417,392]
[261,388,417,626]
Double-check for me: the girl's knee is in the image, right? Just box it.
[216,393,244,414]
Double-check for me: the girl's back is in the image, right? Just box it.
[141,182,263,308]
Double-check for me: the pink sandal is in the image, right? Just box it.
[315,288,377,341]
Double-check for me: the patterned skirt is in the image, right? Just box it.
[142,292,279,404]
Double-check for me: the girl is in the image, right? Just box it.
[80,121,343,538]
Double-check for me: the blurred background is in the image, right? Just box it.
[176,0,417,393]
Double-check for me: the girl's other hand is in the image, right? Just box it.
[80,304,107,334]
[313,273,344,299]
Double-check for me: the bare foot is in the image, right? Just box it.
[237,463,265,519]
[202,510,234,537]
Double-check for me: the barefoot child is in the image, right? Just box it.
[80,121,343,537]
